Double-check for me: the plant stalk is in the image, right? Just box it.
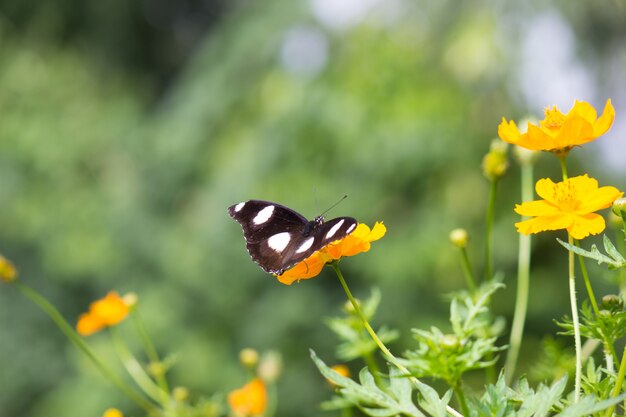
[568,234,582,403]
[15,283,155,412]
[330,262,464,417]
[505,162,533,384]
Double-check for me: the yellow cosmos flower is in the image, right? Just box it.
[77,291,131,336]
[228,378,268,417]
[514,175,623,240]
[277,222,386,285]
[0,255,17,283]
[498,99,615,155]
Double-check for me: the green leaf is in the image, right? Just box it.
[603,234,626,263]
[310,350,428,417]
[557,237,626,269]
[555,392,626,417]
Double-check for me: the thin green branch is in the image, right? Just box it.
[330,262,464,417]
[568,234,582,403]
[15,283,156,412]
[604,346,626,417]
[505,162,533,384]
[484,179,497,281]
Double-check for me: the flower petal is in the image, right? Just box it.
[554,114,594,147]
[524,124,555,150]
[515,214,573,235]
[534,178,557,202]
[571,100,597,123]
[228,378,267,416]
[77,312,105,336]
[577,186,623,214]
[277,252,328,285]
[91,292,129,326]
[514,200,560,217]
[593,99,615,137]
[498,118,522,144]
[568,213,606,240]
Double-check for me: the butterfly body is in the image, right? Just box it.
[228,200,357,275]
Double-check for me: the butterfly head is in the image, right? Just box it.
[303,215,325,237]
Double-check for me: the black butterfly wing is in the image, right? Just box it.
[228,200,308,242]
[228,200,309,273]
[228,200,358,275]
[275,216,358,273]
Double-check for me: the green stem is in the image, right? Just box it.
[459,247,477,293]
[15,283,156,412]
[330,262,464,417]
[484,179,497,281]
[575,241,618,363]
[131,309,170,398]
[568,234,582,403]
[604,346,626,417]
[453,384,471,417]
[363,351,383,388]
[505,162,533,384]
[109,327,167,406]
[559,156,569,180]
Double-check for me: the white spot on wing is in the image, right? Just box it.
[325,219,345,239]
[253,205,275,225]
[295,237,315,254]
[234,202,245,212]
[346,223,356,234]
[268,232,291,252]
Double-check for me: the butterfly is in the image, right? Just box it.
[228,200,358,275]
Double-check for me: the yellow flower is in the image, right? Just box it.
[514,175,623,240]
[498,99,615,155]
[77,291,130,336]
[228,378,268,416]
[102,408,123,417]
[0,255,17,283]
[277,222,386,285]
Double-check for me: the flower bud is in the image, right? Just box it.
[449,229,468,248]
[122,292,138,308]
[601,294,623,312]
[440,334,460,351]
[608,211,622,228]
[239,348,259,368]
[612,197,626,218]
[482,140,509,180]
[173,386,189,402]
[258,351,282,382]
[343,299,360,313]
[0,255,17,283]
[148,361,166,378]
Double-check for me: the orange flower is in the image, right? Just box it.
[498,99,614,155]
[228,378,267,416]
[0,255,17,283]
[514,175,623,240]
[77,291,130,336]
[326,364,351,388]
[277,222,386,285]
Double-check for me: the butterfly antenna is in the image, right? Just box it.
[320,195,348,217]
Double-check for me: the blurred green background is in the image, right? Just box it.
[1,1,625,416]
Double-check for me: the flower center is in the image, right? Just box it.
[541,106,566,132]
[552,180,579,212]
